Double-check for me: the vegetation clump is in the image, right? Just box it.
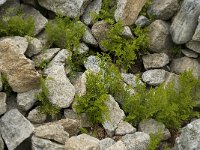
[1,73,13,96]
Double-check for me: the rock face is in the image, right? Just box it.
[170,0,200,44]
[106,141,127,150]
[0,38,40,93]
[0,135,4,150]
[100,138,116,150]
[38,0,91,18]
[114,0,146,25]
[115,121,136,136]
[0,109,34,150]
[186,41,200,54]
[193,16,200,41]
[0,92,6,116]
[174,119,200,150]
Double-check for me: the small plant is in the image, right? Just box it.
[1,73,13,96]
[147,131,163,150]
[140,0,153,17]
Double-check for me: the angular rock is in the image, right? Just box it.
[170,0,200,44]
[44,65,75,108]
[82,28,98,47]
[0,92,6,116]
[147,0,179,20]
[186,40,200,54]
[32,136,64,150]
[121,132,150,150]
[114,0,146,25]
[0,39,40,93]
[182,49,198,58]
[170,57,200,77]
[106,141,127,150]
[142,53,169,69]
[164,72,179,87]
[36,31,48,47]
[193,16,200,41]
[100,138,116,150]
[122,26,134,39]
[135,15,150,27]
[84,56,101,73]
[121,73,142,88]
[149,20,173,52]
[115,121,136,136]
[102,95,125,137]
[38,0,91,18]
[0,109,34,150]
[28,107,47,123]
[142,69,167,86]
[0,135,4,150]
[74,43,89,54]
[34,124,69,144]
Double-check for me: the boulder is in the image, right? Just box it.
[84,55,101,73]
[100,138,116,150]
[135,15,150,27]
[0,135,4,150]
[115,121,136,136]
[122,26,134,39]
[106,141,127,150]
[82,28,98,47]
[186,40,200,54]
[181,49,198,58]
[193,16,200,41]
[0,92,6,116]
[27,107,47,123]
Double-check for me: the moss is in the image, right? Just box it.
[147,131,163,150]
[1,73,13,96]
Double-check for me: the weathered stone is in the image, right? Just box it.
[38,0,91,18]
[170,57,200,77]
[121,132,150,150]
[106,141,127,150]
[82,28,98,47]
[0,74,2,91]
[170,0,200,44]
[65,134,100,150]
[142,69,167,86]
[149,20,173,52]
[73,72,87,96]
[135,15,150,27]
[34,124,69,144]
[0,92,6,116]
[28,107,47,123]
[0,39,40,93]
[193,16,200,41]
[114,0,146,25]
[0,135,4,150]
[44,65,75,108]
[17,89,40,111]
[122,26,134,39]
[147,0,179,20]
[100,138,116,150]
[102,95,125,137]
[36,31,48,47]
[84,55,101,73]
[181,49,198,58]
[21,0,38,7]
[115,121,136,136]
[81,0,102,25]
[0,0,6,6]
[32,136,64,150]
[186,40,200,54]
[139,119,171,140]
[142,53,169,69]
[174,119,200,150]
[74,43,89,54]
[0,109,34,150]
[0,0,20,15]
[121,73,142,88]
[164,72,179,87]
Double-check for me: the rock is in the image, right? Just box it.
[0,74,2,91]
[32,136,64,150]
[106,141,127,150]
[147,0,179,20]
[121,73,142,88]
[170,57,200,77]
[0,135,4,150]
[84,55,101,73]
[0,0,6,6]
[0,39,40,93]
[38,0,91,18]
[73,72,87,96]
[25,36,43,57]
[186,40,200,54]
[170,0,200,44]
[100,138,116,150]
[22,4,48,35]
[193,16,200,41]
[0,36,28,54]
[82,28,98,47]
[0,0,20,15]
[121,132,150,150]
[17,89,40,111]
[65,134,100,150]
[0,109,34,150]
[28,107,47,123]
[164,72,179,87]
[34,124,69,144]
[81,0,102,25]
[21,0,38,7]
[102,95,125,137]
[142,53,169,69]
[174,119,200,150]
[149,20,173,52]
[115,121,136,136]
[181,49,198,58]
[142,69,167,86]
[114,0,146,25]
[0,92,7,116]
[139,119,171,140]
[122,26,134,39]
[44,65,75,108]
[36,31,48,47]
[135,15,150,27]
[74,43,89,54]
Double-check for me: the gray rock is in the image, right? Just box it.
[186,40,200,54]
[0,92,6,116]
[0,74,2,91]
[102,95,125,137]
[149,20,173,52]
[181,49,198,58]
[0,0,20,15]
[142,53,169,69]
[170,0,200,44]
[73,72,87,96]
[32,136,64,150]
[84,55,101,73]
[36,31,48,47]
[170,57,200,77]
[121,73,138,88]
[100,138,116,150]
[114,0,146,25]
[142,69,167,86]
[147,0,179,20]
[21,0,38,7]
[17,89,40,111]
[0,109,34,150]
[121,132,150,150]
[81,0,102,25]
[106,141,127,150]
[38,0,91,18]
[0,0,6,6]
[0,135,4,150]
[34,124,69,144]
[44,65,75,108]
[122,26,134,39]
[193,16,200,41]
[74,43,89,54]
[164,72,179,87]
[28,107,47,123]
[174,119,200,150]
[82,28,98,47]
[139,119,171,140]
[65,134,100,150]
[115,121,136,136]
[135,15,150,27]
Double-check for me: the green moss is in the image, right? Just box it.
[1,73,13,96]
[147,131,163,150]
